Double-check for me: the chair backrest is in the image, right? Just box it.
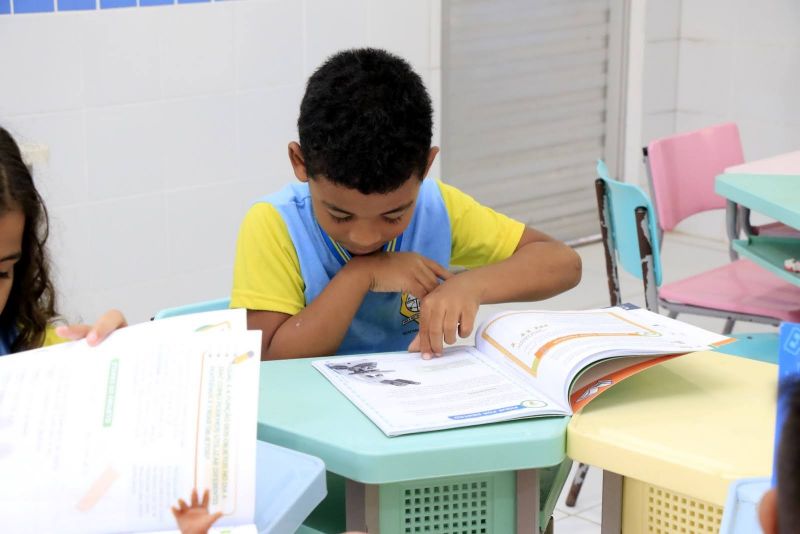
[152,297,231,320]
[596,160,663,287]
[646,122,744,230]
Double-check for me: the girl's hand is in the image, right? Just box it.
[171,488,223,534]
[55,309,127,346]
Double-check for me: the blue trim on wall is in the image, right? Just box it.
[58,0,95,10]
[3,0,226,13]
[13,0,54,12]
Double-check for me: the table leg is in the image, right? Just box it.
[725,200,740,261]
[601,471,622,534]
[516,468,540,534]
[345,479,370,532]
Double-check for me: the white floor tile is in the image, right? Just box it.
[576,503,603,525]
[554,514,601,534]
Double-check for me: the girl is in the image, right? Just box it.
[0,125,125,355]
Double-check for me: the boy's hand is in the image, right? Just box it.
[55,309,127,346]
[408,274,482,359]
[353,252,452,298]
[171,488,223,534]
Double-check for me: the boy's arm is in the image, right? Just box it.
[412,227,581,357]
[250,253,451,360]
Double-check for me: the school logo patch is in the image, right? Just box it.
[399,292,420,326]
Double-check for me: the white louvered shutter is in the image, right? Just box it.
[442,0,618,242]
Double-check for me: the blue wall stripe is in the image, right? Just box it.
[99,0,133,8]
[0,0,10,14]
[58,0,95,10]
[13,0,54,12]
[139,0,173,6]
[177,0,209,3]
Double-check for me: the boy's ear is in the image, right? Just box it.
[422,147,440,179]
[288,142,309,183]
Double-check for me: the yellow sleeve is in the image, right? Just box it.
[42,325,67,347]
[230,203,305,315]
[438,180,525,269]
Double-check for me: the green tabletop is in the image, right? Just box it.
[715,173,800,230]
[257,358,568,484]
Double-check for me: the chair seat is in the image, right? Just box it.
[659,259,800,322]
[754,221,800,238]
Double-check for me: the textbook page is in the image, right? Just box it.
[0,327,261,533]
[475,306,730,409]
[312,347,563,436]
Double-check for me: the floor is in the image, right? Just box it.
[474,232,777,533]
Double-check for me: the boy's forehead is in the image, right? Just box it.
[310,176,422,214]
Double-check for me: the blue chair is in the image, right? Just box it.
[152,297,230,320]
[594,159,778,362]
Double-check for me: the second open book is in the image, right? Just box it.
[313,305,732,436]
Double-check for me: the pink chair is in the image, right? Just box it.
[643,123,800,334]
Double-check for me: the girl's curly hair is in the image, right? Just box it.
[0,126,57,351]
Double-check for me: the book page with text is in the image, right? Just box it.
[0,324,260,533]
[313,348,565,436]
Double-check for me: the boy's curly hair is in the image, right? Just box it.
[298,48,433,194]
[0,126,57,351]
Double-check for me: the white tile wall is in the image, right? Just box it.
[642,40,679,114]
[234,0,304,92]
[4,112,88,208]
[157,2,236,99]
[303,0,368,75]
[645,0,681,41]
[640,0,800,241]
[0,13,85,115]
[82,8,161,107]
[0,0,441,324]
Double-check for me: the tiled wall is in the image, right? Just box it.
[640,0,800,241]
[0,0,442,324]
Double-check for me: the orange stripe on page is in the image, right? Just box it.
[568,354,681,412]
[76,466,119,512]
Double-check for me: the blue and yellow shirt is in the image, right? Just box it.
[231,178,524,354]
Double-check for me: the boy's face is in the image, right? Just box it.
[289,142,437,256]
[308,174,421,255]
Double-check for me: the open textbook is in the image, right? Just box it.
[0,309,261,534]
[313,305,732,437]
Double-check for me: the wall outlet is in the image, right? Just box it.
[19,142,50,168]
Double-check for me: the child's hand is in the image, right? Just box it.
[171,488,223,534]
[407,274,481,359]
[353,252,451,298]
[55,309,127,346]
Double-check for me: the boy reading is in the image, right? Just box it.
[232,48,581,360]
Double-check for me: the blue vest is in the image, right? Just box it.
[260,178,451,354]
[0,323,18,357]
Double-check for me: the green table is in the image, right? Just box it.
[716,151,800,286]
[257,357,570,534]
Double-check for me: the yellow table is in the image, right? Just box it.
[567,351,776,534]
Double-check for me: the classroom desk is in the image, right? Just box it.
[567,351,776,534]
[716,150,800,285]
[257,357,570,534]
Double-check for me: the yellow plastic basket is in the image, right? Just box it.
[622,478,723,533]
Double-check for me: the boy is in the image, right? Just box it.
[232,48,581,360]
[759,377,800,534]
